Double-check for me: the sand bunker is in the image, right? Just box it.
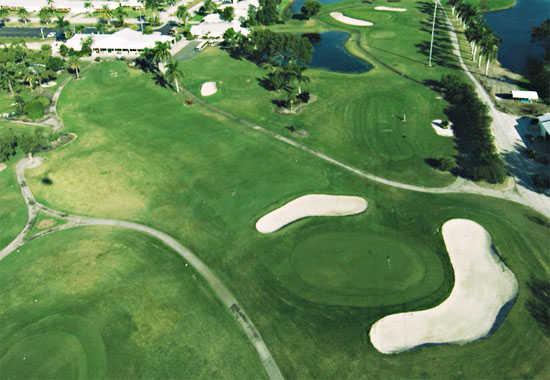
[431,119,454,137]
[330,12,373,26]
[369,219,517,354]
[201,81,217,96]
[0,163,6,172]
[374,6,406,12]
[256,194,367,234]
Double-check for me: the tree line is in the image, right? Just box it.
[448,0,500,76]
[527,19,550,102]
[439,74,506,183]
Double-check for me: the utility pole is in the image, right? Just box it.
[428,0,439,67]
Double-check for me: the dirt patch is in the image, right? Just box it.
[36,219,57,230]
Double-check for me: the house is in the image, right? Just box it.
[537,113,550,140]
[511,90,539,103]
[63,28,174,58]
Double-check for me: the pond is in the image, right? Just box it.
[291,0,342,14]
[484,0,550,74]
[305,31,373,73]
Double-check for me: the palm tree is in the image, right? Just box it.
[152,41,171,70]
[465,20,484,61]
[114,5,126,26]
[0,7,9,24]
[68,56,81,79]
[481,34,499,76]
[0,62,18,96]
[38,7,53,24]
[176,5,188,26]
[17,7,29,24]
[100,5,113,25]
[56,15,69,31]
[23,68,37,90]
[289,65,309,95]
[164,59,184,93]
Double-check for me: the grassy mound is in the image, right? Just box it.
[0,227,265,379]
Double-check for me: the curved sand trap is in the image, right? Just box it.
[0,163,6,172]
[256,194,367,234]
[374,6,406,12]
[330,12,373,26]
[201,81,217,97]
[431,119,454,137]
[369,219,518,354]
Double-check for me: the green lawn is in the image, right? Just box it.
[0,227,266,379]
[0,121,40,250]
[20,60,550,378]
[178,0,462,187]
[0,163,25,250]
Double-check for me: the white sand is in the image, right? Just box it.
[431,119,454,137]
[256,194,368,234]
[330,12,373,26]
[201,81,217,96]
[369,219,518,354]
[0,163,6,172]
[374,6,406,12]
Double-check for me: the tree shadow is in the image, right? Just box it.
[526,278,550,336]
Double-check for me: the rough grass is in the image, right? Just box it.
[0,227,266,379]
[22,60,550,378]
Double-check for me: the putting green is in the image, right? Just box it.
[267,223,448,307]
[294,232,424,293]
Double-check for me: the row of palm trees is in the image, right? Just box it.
[448,0,500,76]
[139,42,184,93]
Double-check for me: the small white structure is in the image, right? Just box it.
[537,113,550,140]
[63,28,174,58]
[190,13,250,40]
[511,90,539,103]
[0,0,142,13]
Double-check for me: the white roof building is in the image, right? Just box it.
[511,90,539,102]
[190,12,250,39]
[64,28,173,57]
[0,0,142,13]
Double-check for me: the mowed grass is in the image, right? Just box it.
[178,0,461,187]
[0,227,266,379]
[24,61,550,378]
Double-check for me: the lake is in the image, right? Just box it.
[305,31,373,73]
[484,0,550,74]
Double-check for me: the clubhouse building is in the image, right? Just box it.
[63,28,174,58]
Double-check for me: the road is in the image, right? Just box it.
[442,8,550,218]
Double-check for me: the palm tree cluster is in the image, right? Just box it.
[0,44,65,96]
[448,0,500,76]
[137,42,184,93]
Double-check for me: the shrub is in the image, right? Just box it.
[23,98,47,120]
[426,157,455,171]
